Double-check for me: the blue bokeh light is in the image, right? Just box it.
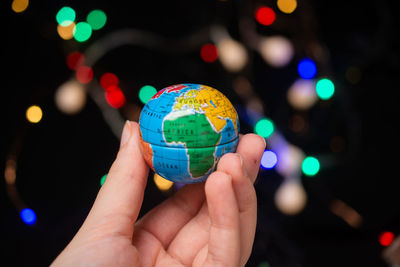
[20,208,37,225]
[297,58,317,79]
[261,150,278,169]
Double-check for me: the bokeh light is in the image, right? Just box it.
[87,9,107,30]
[379,231,395,247]
[66,52,84,70]
[73,22,92,42]
[255,6,276,26]
[275,181,307,215]
[100,72,119,90]
[287,79,317,110]
[75,66,93,84]
[57,22,76,40]
[100,174,107,186]
[259,36,294,68]
[26,105,43,123]
[56,6,76,26]
[20,208,37,225]
[217,38,248,72]
[154,173,174,191]
[254,118,274,138]
[105,86,126,108]
[55,80,86,115]
[301,156,320,176]
[11,0,29,13]
[277,0,297,14]
[275,144,305,177]
[200,43,218,63]
[316,78,335,100]
[261,150,278,169]
[298,58,317,79]
[139,85,158,104]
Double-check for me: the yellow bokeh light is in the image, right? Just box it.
[26,105,43,123]
[153,173,174,191]
[11,0,29,13]
[277,0,297,14]
[57,22,76,40]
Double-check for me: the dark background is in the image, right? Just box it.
[2,0,399,266]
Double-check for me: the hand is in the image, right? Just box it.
[51,121,265,267]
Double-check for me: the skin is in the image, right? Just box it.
[51,121,265,267]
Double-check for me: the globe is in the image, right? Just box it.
[139,84,240,183]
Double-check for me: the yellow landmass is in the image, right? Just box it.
[173,90,201,111]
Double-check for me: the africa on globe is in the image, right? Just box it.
[139,84,240,183]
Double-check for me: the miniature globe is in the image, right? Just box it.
[139,84,240,183]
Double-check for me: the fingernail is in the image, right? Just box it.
[120,121,132,147]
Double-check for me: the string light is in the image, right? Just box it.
[316,78,335,100]
[11,0,29,13]
[55,80,86,115]
[100,72,119,90]
[105,86,126,108]
[56,6,76,26]
[298,58,317,79]
[258,36,294,68]
[255,6,276,26]
[277,0,297,14]
[275,144,305,177]
[73,22,93,42]
[100,174,107,186]
[301,156,320,176]
[254,118,274,138]
[75,66,93,84]
[138,85,157,104]
[275,181,307,215]
[287,79,317,110]
[200,43,218,63]
[87,9,107,30]
[217,38,248,72]
[57,22,76,40]
[261,150,278,169]
[20,208,37,225]
[379,232,395,247]
[26,105,43,123]
[66,52,84,70]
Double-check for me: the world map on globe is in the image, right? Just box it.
[139,84,240,183]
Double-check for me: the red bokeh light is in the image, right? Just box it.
[255,6,276,26]
[100,72,119,91]
[105,85,126,108]
[76,66,93,84]
[200,44,218,63]
[379,231,395,247]
[66,52,84,70]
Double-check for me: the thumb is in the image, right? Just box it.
[80,121,149,238]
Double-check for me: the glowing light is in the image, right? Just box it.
[275,181,307,215]
[66,52,84,70]
[105,86,126,108]
[277,0,297,14]
[298,58,317,79]
[200,44,218,63]
[330,199,363,228]
[316,78,335,100]
[56,6,76,26]
[55,80,86,115]
[73,22,92,42]
[254,118,274,138]
[11,0,29,13]
[139,85,157,104]
[379,232,395,247]
[275,144,305,177]
[154,173,174,191]
[261,150,278,169]
[76,66,93,84]
[255,6,276,26]
[20,208,37,225]
[26,105,43,123]
[87,9,107,30]
[258,36,294,68]
[287,79,317,110]
[100,174,107,186]
[57,22,76,40]
[100,73,119,90]
[301,156,320,176]
[217,38,248,72]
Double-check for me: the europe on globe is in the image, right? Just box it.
[139,84,240,183]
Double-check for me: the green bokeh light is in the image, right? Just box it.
[100,174,107,186]
[254,118,274,138]
[56,6,76,26]
[139,85,157,104]
[87,9,107,30]
[302,156,320,176]
[73,22,92,42]
[316,78,335,100]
